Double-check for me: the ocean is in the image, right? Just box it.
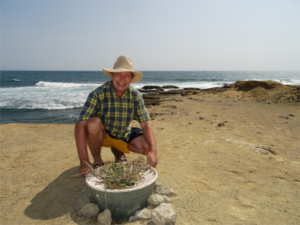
[1,71,299,124]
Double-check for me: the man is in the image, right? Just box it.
[75,55,157,177]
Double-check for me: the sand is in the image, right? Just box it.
[0,85,299,225]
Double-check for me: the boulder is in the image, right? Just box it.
[142,94,161,106]
[142,85,163,89]
[235,81,283,90]
[162,85,179,89]
[183,88,201,90]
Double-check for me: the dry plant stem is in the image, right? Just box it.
[87,157,150,189]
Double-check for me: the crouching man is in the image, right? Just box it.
[75,55,157,177]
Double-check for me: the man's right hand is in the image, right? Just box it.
[79,163,90,178]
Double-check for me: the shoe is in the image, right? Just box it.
[115,155,128,164]
[111,147,128,164]
[93,162,104,169]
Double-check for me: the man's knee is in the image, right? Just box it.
[86,117,103,134]
[130,139,150,155]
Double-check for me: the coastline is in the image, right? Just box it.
[0,81,299,224]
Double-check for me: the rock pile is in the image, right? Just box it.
[129,181,177,225]
[76,180,177,225]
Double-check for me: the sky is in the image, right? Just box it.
[0,0,299,71]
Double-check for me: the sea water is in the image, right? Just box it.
[1,71,299,124]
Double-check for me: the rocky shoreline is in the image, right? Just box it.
[142,80,300,107]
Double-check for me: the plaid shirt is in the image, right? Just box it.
[78,81,150,141]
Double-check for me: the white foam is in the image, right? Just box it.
[35,81,99,88]
[1,78,299,110]
[131,81,233,90]
[0,85,92,109]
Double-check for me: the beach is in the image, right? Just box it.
[0,82,299,225]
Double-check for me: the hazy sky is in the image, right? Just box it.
[1,0,299,71]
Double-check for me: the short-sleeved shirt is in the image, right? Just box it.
[78,81,150,142]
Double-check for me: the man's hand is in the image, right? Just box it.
[147,150,157,168]
[79,163,90,178]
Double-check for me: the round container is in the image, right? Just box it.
[86,167,158,220]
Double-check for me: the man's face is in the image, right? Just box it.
[111,72,134,94]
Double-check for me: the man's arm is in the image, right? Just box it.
[140,121,157,167]
[75,120,90,177]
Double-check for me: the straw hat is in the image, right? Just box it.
[103,55,143,83]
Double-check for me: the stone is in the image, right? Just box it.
[148,194,164,205]
[218,121,228,127]
[156,179,164,186]
[76,190,92,212]
[259,145,277,155]
[78,203,100,218]
[97,209,112,225]
[142,85,162,89]
[279,116,289,119]
[129,215,137,222]
[162,85,179,89]
[184,87,201,90]
[163,195,171,203]
[135,208,151,220]
[154,185,177,196]
[146,205,156,210]
[199,117,205,120]
[151,203,176,225]
[235,80,283,89]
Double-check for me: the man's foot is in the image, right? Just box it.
[115,155,128,164]
[111,147,128,164]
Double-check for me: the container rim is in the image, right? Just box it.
[85,166,158,193]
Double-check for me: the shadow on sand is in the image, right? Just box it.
[24,166,95,224]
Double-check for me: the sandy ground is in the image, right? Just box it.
[0,89,299,225]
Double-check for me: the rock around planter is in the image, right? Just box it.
[86,167,158,220]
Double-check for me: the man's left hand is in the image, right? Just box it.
[147,150,157,168]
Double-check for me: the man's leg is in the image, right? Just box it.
[128,135,150,155]
[86,117,106,164]
[111,147,128,163]
[110,135,149,164]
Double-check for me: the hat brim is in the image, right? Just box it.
[103,68,143,83]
